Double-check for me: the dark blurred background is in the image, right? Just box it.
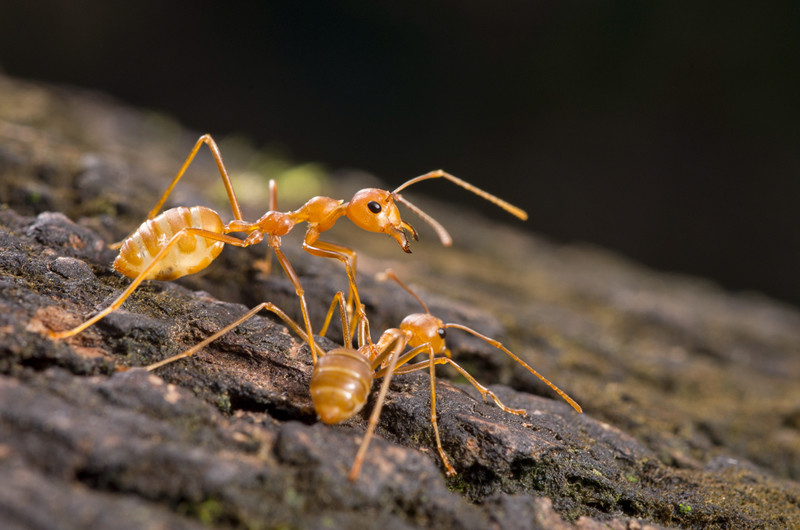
[1,2,798,306]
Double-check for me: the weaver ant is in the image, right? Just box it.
[45,134,527,363]
[142,269,581,480]
[143,291,410,480]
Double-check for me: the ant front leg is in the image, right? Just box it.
[375,343,457,476]
[347,331,406,481]
[269,237,324,364]
[319,289,364,348]
[111,134,244,249]
[394,357,527,416]
[302,238,362,334]
[384,351,529,477]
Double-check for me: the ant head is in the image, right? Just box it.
[346,189,418,253]
[400,313,448,355]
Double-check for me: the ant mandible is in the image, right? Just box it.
[141,269,581,480]
[46,134,527,363]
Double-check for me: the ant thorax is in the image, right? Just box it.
[254,210,296,236]
[295,196,346,232]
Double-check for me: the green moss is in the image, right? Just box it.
[215,392,232,413]
[319,515,337,528]
[283,487,304,508]
[178,498,225,525]
[446,474,471,495]
[26,190,43,204]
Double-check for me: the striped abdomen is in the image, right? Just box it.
[114,206,225,281]
[310,348,374,424]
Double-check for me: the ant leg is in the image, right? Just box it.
[354,303,372,350]
[318,294,339,339]
[145,300,319,371]
[49,228,253,339]
[445,324,581,413]
[253,179,278,275]
[302,240,361,337]
[318,291,352,349]
[368,335,456,475]
[370,329,412,371]
[424,343,456,475]
[380,269,430,313]
[269,178,277,211]
[302,240,358,301]
[110,134,244,249]
[393,357,527,416]
[373,342,456,475]
[348,332,406,481]
[270,243,324,363]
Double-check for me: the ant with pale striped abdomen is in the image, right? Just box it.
[44,134,527,365]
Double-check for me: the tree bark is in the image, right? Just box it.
[1,74,798,529]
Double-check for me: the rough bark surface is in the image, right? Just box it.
[1,74,798,529]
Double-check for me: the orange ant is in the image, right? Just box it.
[340,269,583,475]
[142,292,413,481]
[141,269,581,480]
[45,134,527,363]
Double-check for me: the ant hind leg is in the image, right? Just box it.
[110,134,244,249]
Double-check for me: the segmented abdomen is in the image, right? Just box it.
[114,206,225,281]
[310,348,374,424]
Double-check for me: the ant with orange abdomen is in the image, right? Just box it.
[141,268,581,480]
[142,290,412,481]
[345,269,582,476]
[44,134,527,364]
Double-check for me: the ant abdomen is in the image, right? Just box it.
[310,348,374,424]
[114,206,225,281]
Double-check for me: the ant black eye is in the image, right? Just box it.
[437,328,447,339]
[367,201,382,214]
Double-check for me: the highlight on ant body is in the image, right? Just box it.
[43,134,527,362]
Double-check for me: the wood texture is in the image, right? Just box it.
[1,74,798,529]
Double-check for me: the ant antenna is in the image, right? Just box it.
[380,269,430,314]
[380,268,582,414]
[393,170,528,216]
[393,195,453,247]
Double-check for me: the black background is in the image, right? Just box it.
[1,2,798,305]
